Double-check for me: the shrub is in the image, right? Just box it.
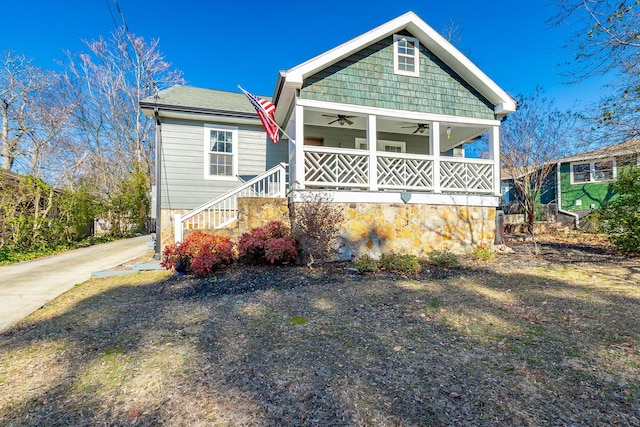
[238,220,297,265]
[379,253,421,274]
[161,231,236,276]
[353,254,379,273]
[595,164,640,254]
[291,192,344,265]
[428,250,460,269]
[472,246,496,262]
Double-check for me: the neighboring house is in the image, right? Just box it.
[141,11,516,258]
[501,139,640,225]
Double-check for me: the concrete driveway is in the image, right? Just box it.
[0,235,152,333]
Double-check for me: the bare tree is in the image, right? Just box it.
[501,87,576,236]
[64,27,183,178]
[61,27,183,232]
[22,73,78,181]
[552,0,640,140]
[0,52,50,171]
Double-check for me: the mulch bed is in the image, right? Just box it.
[1,235,638,426]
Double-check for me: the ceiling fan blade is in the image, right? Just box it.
[328,119,339,125]
[322,114,337,118]
[412,128,420,134]
[345,118,354,125]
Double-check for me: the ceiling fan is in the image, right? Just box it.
[322,114,355,125]
[401,123,430,134]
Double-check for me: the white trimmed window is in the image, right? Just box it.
[204,124,238,180]
[356,138,406,153]
[570,159,617,184]
[393,34,419,77]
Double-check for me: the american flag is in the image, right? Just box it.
[240,87,279,143]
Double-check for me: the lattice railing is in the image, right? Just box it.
[175,163,287,242]
[300,146,495,194]
[304,147,369,188]
[440,159,493,193]
[377,153,434,190]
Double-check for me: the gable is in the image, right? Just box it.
[274,11,516,124]
[299,34,495,120]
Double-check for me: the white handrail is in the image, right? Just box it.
[175,163,287,242]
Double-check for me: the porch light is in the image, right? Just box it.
[447,126,451,139]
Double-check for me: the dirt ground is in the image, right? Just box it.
[0,234,638,426]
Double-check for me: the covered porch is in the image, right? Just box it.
[286,99,501,201]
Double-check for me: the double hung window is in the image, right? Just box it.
[205,125,237,179]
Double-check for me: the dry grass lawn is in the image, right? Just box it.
[0,237,638,426]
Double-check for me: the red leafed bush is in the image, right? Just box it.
[161,231,236,276]
[238,220,298,265]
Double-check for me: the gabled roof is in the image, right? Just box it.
[500,139,640,181]
[273,11,516,123]
[140,85,268,121]
[556,139,640,164]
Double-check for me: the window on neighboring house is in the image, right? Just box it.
[571,163,591,183]
[205,125,237,179]
[393,34,419,77]
[594,160,614,181]
[570,159,617,184]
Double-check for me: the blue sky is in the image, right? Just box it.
[2,1,608,111]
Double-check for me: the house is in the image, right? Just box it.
[501,139,640,226]
[141,11,516,258]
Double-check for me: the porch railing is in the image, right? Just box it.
[304,146,369,188]
[174,163,287,242]
[377,152,434,190]
[440,158,494,193]
[303,147,494,194]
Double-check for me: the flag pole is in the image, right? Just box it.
[238,85,296,143]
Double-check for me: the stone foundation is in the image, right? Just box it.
[336,202,496,259]
[159,197,289,247]
[160,199,495,259]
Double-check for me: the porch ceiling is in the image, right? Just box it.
[303,109,487,150]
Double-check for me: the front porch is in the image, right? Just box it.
[286,99,501,199]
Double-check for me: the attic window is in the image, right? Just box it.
[393,34,419,77]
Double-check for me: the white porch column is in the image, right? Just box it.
[294,103,305,189]
[489,125,500,196]
[430,122,441,193]
[367,114,378,191]
[287,116,296,188]
[174,213,182,243]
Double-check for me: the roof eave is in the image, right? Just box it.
[140,101,261,123]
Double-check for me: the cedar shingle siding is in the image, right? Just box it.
[300,35,495,120]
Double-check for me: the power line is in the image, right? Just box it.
[103,0,159,96]
[104,0,119,30]
[112,0,130,34]
[104,0,129,33]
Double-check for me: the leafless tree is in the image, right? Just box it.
[60,27,183,230]
[0,52,50,171]
[552,0,640,140]
[501,87,576,236]
[64,27,183,179]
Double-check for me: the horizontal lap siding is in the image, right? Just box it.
[160,118,287,210]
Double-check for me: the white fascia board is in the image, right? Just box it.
[405,21,516,114]
[291,189,499,207]
[157,110,261,126]
[297,98,502,127]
